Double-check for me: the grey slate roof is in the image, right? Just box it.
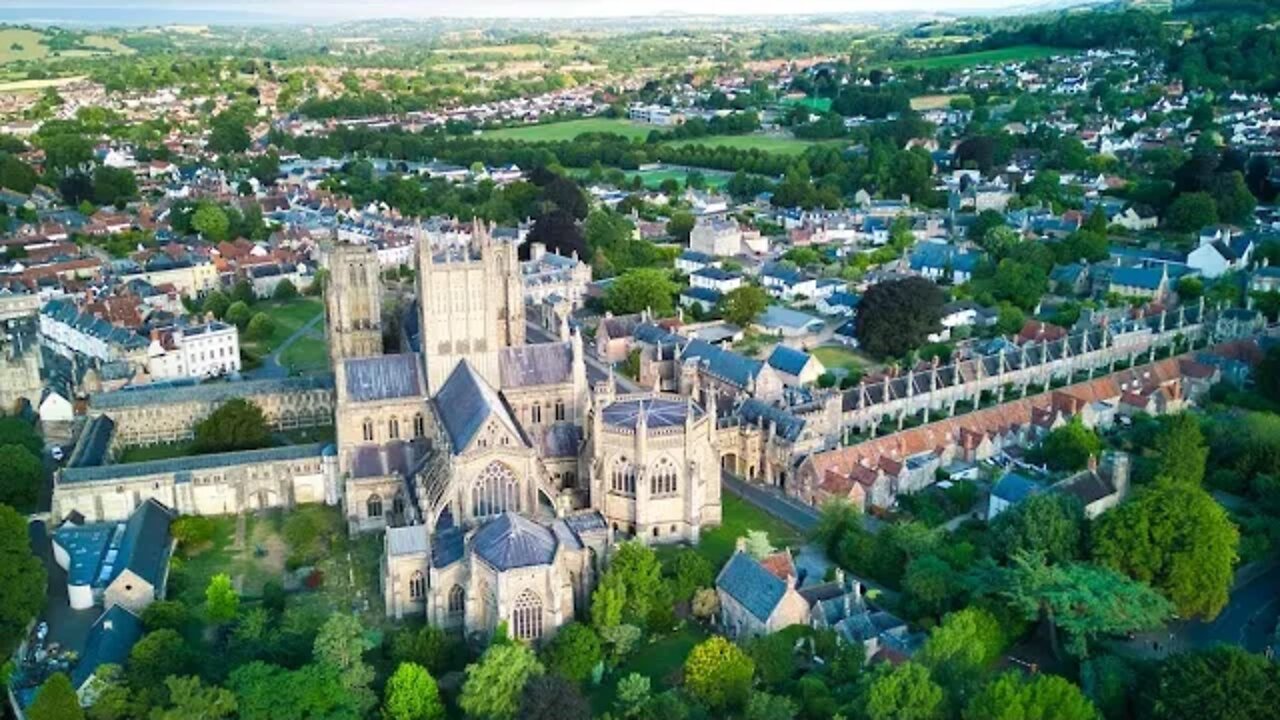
[92,374,334,410]
[68,415,115,468]
[387,525,429,557]
[473,512,557,571]
[71,605,144,689]
[430,527,465,568]
[498,342,573,388]
[539,423,583,457]
[602,397,701,429]
[432,361,526,454]
[114,498,175,587]
[717,551,788,622]
[767,345,813,377]
[680,338,763,390]
[992,472,1042,504]
[344,354,423,402]
[61,443,326,484]
[738,399,806,443]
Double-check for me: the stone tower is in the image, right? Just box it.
[325,243,384,364]
[417,220,525,394]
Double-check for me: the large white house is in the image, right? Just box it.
[689,217,742,257]
[147,321,242,380]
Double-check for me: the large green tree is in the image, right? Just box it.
[918,608,1007,697]
[205,573,240,624]
[0,443,43,510]
[1148,647,1280,720]
[1151,413,1208,486]
[459,643,544,720]
[1034,418,1103,472]
[313,613,376,714]
[717,285,770,327]
[150,676,237,720]
[540,622,601,682]
[1091,481,1238,620]
[0,504,45,662]
[383,662,445,720]
[989,493,1085,564]
[865,662,945,720]
[518,675,591,720]
[192,398,270,454]
[963,672,1100,720]
[980,553,1171,657]
[28,673,84,720]
[683,636,755,711]
[855,277,945,358]
[604,269,679,316]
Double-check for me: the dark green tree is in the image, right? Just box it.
[192,398,270,454]
[855,277,945,358]
[0,503,45,660]
[989,493,1085,564]
[28,673,84,720]
[1148,647,1280,720]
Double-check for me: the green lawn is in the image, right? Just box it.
[812,345,868,373]
[279,336,330,375]
[664,133,827,157]
[117,441,194,463]
[696,493,802,567]
[891,44,1070,70]
[782,96,833,113]
[483,118,656,142]
[240,297,324,358]
[589,626,708,715]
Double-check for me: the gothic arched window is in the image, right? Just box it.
[389,416,400,440]
[409,571,425,600]
[512,589,543,641]
[367,494,383,518]
[448,585,465,614]
[611,457,635,496]
[362,418,374,442]
[651,458,678,496]
[413,413,425,438]
[471,461,519,518]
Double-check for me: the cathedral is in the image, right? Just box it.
[326,222,722,643]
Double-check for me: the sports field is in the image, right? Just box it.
[482,117,655,142]
[664,133,828,156]
[892,44,1068,70]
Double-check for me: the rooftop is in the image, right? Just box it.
[602,396,702,430]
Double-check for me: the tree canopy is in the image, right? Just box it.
[855,277,945,358]
[963,672,1100,720]
[459,642,544,720]
[192,398,271,454]
[0,503,45,661]
[683,636,755,710]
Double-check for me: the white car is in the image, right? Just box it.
[50,446,64,462]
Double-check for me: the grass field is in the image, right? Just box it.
[483,117,655,142]
[0,75,88,93]
[117,441,195,464]
[239,297,323,357]
[910,93,970,111]
[696,493,802,567]
[812,345,868,374]
[0,28,132,65]
[783,96,833,113]
[589,626,709,715]
[664,133,826,157]
[892,44,1069,70]
[279,336,330,375]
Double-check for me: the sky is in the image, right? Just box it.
[12,0,1048,20]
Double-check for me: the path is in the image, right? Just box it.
[248,312,324,379]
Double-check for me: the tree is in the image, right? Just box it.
[963,672,1100,720]
[84,664,132,720]
[245,312,275,342]
[191,204,231,241]
[541,174,588,219]
[526,209,587,262]
[459,643,544,720]
[748,632,797,687]
[606,541,663,625]
[683,635,754,710]
[745,690,798,720]
[229,661,358,720]
[989,493,1085,564]
[142,599,189,632]
[225,300,252,328]
[205,573,240,623]
[314,613,375,712]
[389,625,455,675]
[919,608,1008,699]
[0,444,42,510]
[591,571,625,631]
[1259,346,1280,405]
[1177,276,1204,301]
[865,662,945,720]
[903,555,957,619]
[0,503,44,662]
[202,290,230,319]
[1091,481,1238,620]
[980,553,1171,658]
[209,112,251,155]
[605,269,678,316]
[518,675,590,720]
[667,212,695,242]
[1148,647,1280,720]
[990,260,1049,311]
[814,499,861,556]
[151,675,237,720]
[128,629,189,690]
[0,154,38,193]
[28,673,84,720]
[92,166,138,206]
[1208,171,1256,225]
[1165,192,1218,232]
[383,662,444,720]
[1035,417,1103,472]
[230,279,256,306]
[192,398,270,454]
[616,673,651,717]
[666,550,713,603]
[856,277,946,358]
[1151,413,1208,486]
[717,285,769,327]
[541,622,601,682]
[272,279,298,301]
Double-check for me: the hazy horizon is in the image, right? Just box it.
[0,0,1070,23]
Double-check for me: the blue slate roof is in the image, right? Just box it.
[498,343,573,388]
[681,338,764,389]
[344,354,423,402]
[762,263,808,286]
[92,375,334,410]
[1050,263,1086,285]
[908,244,982,274]
[717,551,788,622]
[758,305,824,332]
[692,267,738,282]
[632,322,685,348]
[679,250,715,266]
[1108,245,1184,264]
[432,361,525,454]
[602,396,701,429]
[114,498,174,587]
[825,291,860,309]
[992,472,1042,504]
[1110,266,1165,291]
[41,299,148,351]
[767,345,814,377]
[681,287,722,304]
[473,513,557,571]
[431,527,465,568]
[738,399,806,442]
[72,605,144,689]
[62,443,326,484]
[68,415,115,468]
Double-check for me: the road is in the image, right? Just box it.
[525,321,641,392]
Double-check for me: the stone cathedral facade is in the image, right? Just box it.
[322,221,722,644]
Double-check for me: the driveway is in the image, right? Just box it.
[26,520,98,658]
